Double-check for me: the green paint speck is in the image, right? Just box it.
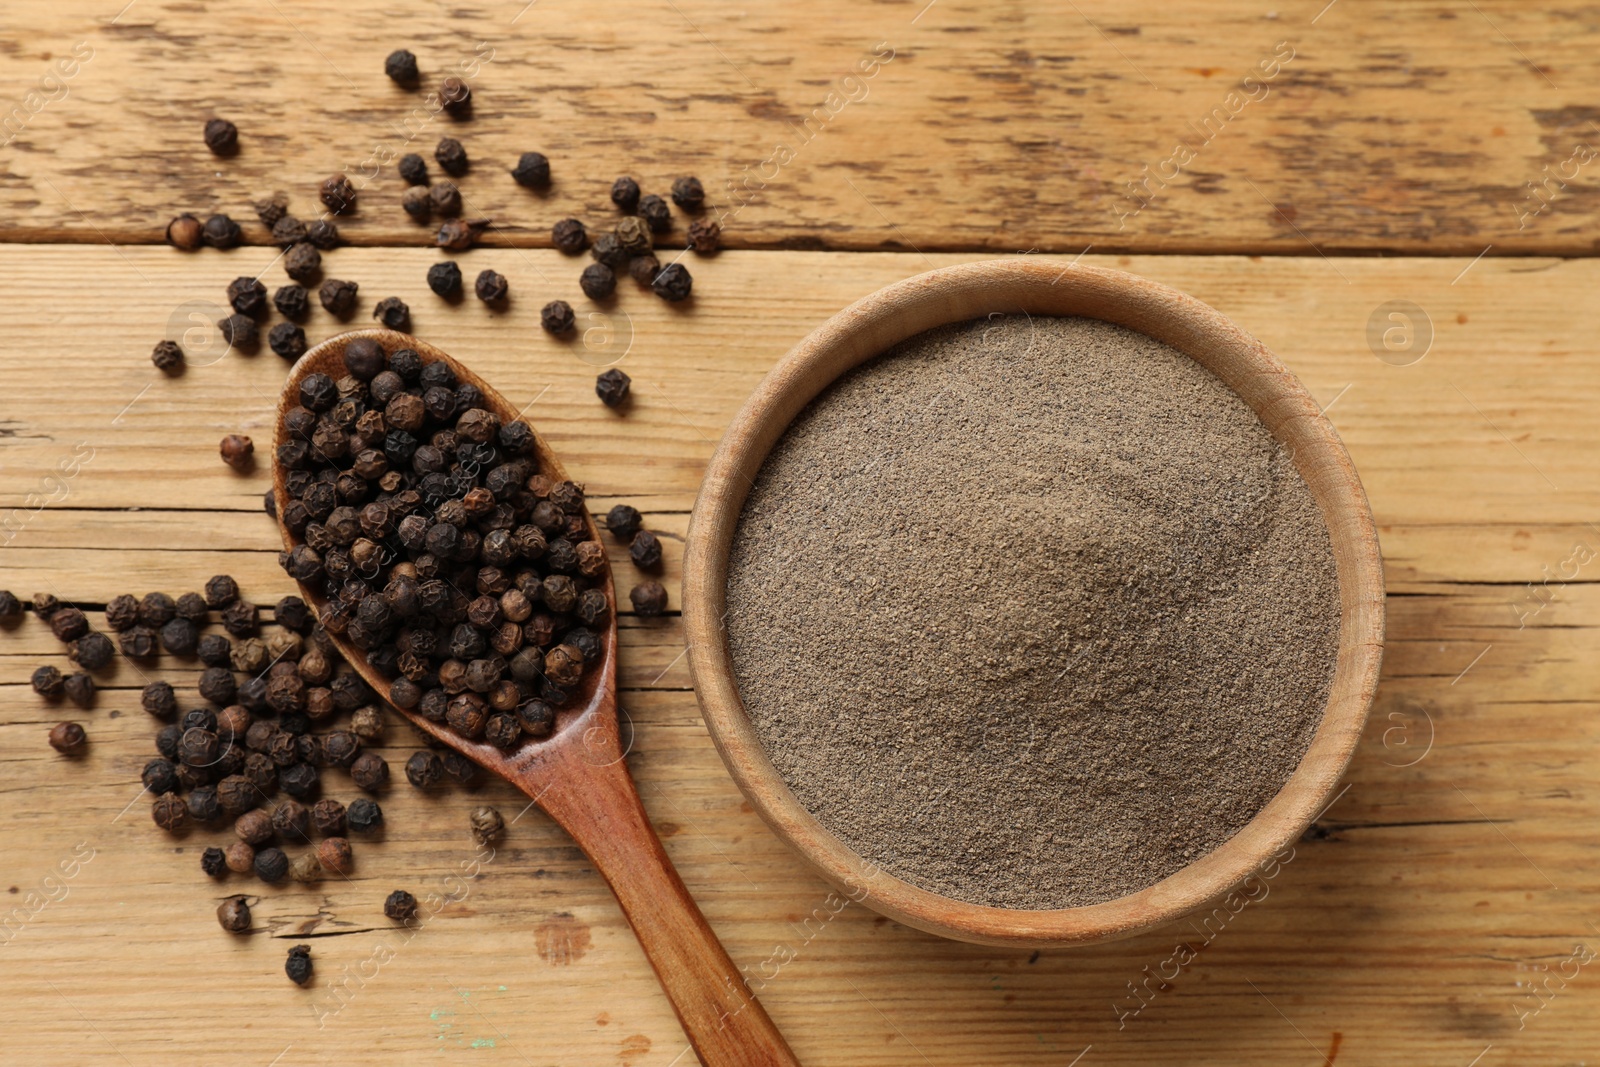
[470,1038,496,1049]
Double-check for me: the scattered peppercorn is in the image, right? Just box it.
[433,137,469,176]
[289,852,323,883]
[373,296,411,330]
[383,888,418,921]
[166,214,204,250]
[615,216,652,256]
[610,176,641,212]
[671,176,705,210]
[629,529,663,569]
[436,217,490,251]
[320,174,357,214]
[31,665,64,699]
[151,339,185,373]
[652,262,693,302]
[203,214,243,249]
[469,805,505,845]
[630,580,668,616]
[510,151,550,188]
[385,48,419,85]
[540,299,575,335]
[427,180,461,217]
[285,944,313,985]
[474,269,508,303]
[317,836,353,874]
[69,631,114,671]
[439,76,472,114]
[217,895,252,932]
[273,284,310,321]
[152,792,188,832]
[218,313,259,348]
[255,846,290,883]
[284,242,321,282]
[427,260,463,298]
[404,750,444,789]
[579,263,616,300]
[605,504,643,542]
[203,117,238,154]
[595,368,631,408]
[398,152,429,185]
[62,672,95,707]
[201,846,228,878]
[687,218,722,253]
[48,606,89,642]
[320,278,360,316]
[628,254,660,285]
[346,797,384,833]
[306,219,341,249]
[552,218,587,254]
[350,751,389,792]
[220,434,255,470]
[120,626,159,659]
[176,592,208,622]
[48,721,87,754]
[590,232,627,268]
[638,194,671,233]
[269,322,308,361]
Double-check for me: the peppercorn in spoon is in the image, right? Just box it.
[273,329,798,1067]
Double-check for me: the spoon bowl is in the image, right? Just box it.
[274,328,799,1067]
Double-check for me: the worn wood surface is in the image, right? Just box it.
[0,246,1596,1067]
[0,1,1599,254]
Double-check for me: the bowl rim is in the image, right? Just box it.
[682,259,1385,947]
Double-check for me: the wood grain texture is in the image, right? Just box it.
[1,245,1597,1065]
[0,1,1598,254]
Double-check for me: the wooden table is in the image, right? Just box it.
[2,3,1596,1064]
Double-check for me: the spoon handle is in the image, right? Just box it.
[528,750,802,1067]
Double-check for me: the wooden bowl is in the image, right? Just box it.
[682,259,1385,947]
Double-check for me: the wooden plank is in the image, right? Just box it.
[2,245,1598,1063]
[0,1,1597,254]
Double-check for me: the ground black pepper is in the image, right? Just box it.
[540,299,574,334]
[595,368,631,407]
[511,151,550,188]
[203,118,238,154]
[579,263,615,300]
[474,269,508,303]
[552,218,587,254]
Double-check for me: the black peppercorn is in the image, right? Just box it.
[630,529,663,569]
[510,151,550,188]
[319,278,360,316]
[285,242,321,282]
[615,216,652,256]
[373,296,411,330]
[167,214,204,250]
[579,263,616,300]
[687,218,722,253]
[256,847,290,883]
[160,616,200,654]
[350,751,390,792]
[428,180,461,216]
[630,580,668,616]
[142,757,180,795]
[385,48,419,84]
[285,944,314,985]
[273,284,310,321]
[576,588,610,628]
[151,339,185,373]
[309,797,345,836]
[320,174,357,214]
[203,117,238,154]
[439,76,472,114]
[436,217,490,251]
[434,137,468,176]
[398,152,428,185]
[484,712,520,748]
[176,592,208,622]
[270,322,308,361]
[280,762,320,798]
[48,721,87,754]
[536,299,574,335]
[638,194,671,233]
[347,797,384,833]
[306,219,340,249]
[197,633,232,667]
[219,434,254,471]
[596,368,631,408]
[610,176,641,212]
[187,786,221,823]
[628,254,660,285]
[156,724,183,760]
[474,269,508,303]
[404,750,444,789]
[31,665,64,699]
[217,313,259,348]
[652,262,693,302]
[183,708,219,734]
[120,626,159,658]
[49,606,89,642]
[603,506,641,543]
[201,846,228,877]
[217,895,252,932]
[401,188,431,226]
[138,592,174,627]
[179,727,221,767]
[271,214,308,247]
[383,888,418,921]
[552,218,588,254]
[141,680,177,718]
[590,232,627,269]
[427,260,463,298]
[222,599,259,637]
[254,195,288,227]
[671,176,705,210]
[203,214,243,249]
[152,792,188,832]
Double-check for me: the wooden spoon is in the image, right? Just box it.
[273,328,799,1067]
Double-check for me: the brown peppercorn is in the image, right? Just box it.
[445,694,489,738]
[225,840,256,873]
[236,808,274,846]
[629,529,663,569]
[217,313,259,348]
[317,836,353,875]
[151,339,185,373]
[687,218,722,253]
[437,217,490,251]
[596,368,631,408]
[615,215,652,256]
[320,174,357,214]
[350,705,385,741]
[630,581,668,616]
[151,792,188,832]
[402,185,432,222]
[289,852,323,883]
[470,805,506,845]
[628,254,661,285]
[575,540,608,578]
[166,214,204,251]
[310,798,347,836]
[384,889,418,921]
[216,704,252,742]
[544,643,584,686]
[552,218,588,254]
[217,895,252,933]
[474,269,508,303]
[218,775,263,817]
[350,751,390,792]
[439,76,472,114]
[285,242,321,282]
[319,278,360,316]
[48,721,87,755]
[220,434,255,470]
[271,799,312,840]
[203,117,238,153]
